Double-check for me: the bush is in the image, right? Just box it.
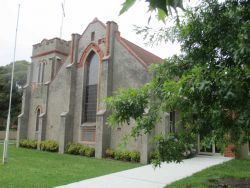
[19,139,28,148]
[105,148,114,158]
[79,146,87,156]
[66,143,95,157]
[130,151,140,162]
[40,140,58,152]
[19,139,37,149]
[85,147,95,157]
[149,150,160,163]
[114,151,122,160]
[113,150,140,163]
[66,143,82,155]
[121,151,131,161]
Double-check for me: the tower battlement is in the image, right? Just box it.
[32,38,70,58]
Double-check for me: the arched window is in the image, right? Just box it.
[83,52,99,123]
[35,108,40,131]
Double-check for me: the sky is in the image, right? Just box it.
[0,0,182,66]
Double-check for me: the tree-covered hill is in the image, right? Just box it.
[0,60,29,130]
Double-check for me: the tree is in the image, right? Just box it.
[107,0,250,165]
[120,0,184,21]
[0,60,29,130]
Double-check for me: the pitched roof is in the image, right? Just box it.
[120,37,163,67]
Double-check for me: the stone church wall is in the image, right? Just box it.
[109,37,151,152]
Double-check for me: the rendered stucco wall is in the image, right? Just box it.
[109,37,151,152]
[72,22,108,144]
[46,60,70,141]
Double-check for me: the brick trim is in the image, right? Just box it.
[77,43,104,68]
[31,50,68,59]
[106,22,110,56]
[115,32,148,69]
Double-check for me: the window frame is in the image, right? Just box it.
[80,126,96,143]
[82,52,99,123]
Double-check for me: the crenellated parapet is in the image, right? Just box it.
[32,38,70,58]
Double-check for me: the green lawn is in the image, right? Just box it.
[0,144,141,188]
[167,159,250,188]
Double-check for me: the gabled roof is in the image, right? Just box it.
[120,37,163,67]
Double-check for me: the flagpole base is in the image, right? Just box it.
[2,139,8,164]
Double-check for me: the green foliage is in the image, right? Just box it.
[129,151,140,162]
[111,150,140,163]
[107,0,250,164]
[66,143,95,157]
[19,139,37,149]
[105,87,149,127]
[105,148,115,158]
[40,140,59,152]
[149,150,160,163]
[120,0,184,21]
[119,0,136,15]
[84,147,95,157]
[0,60,28,128]
[66,143,83,155]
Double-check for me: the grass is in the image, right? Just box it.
[167,159,250,188]
[0,144,141,188]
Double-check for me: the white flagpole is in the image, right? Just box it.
[3,4,21,164]
[59,0,66,38]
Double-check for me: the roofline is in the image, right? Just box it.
[115,32,151,69]
[80,18,106,38]
[33,37,70,47]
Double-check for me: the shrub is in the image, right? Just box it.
[19,139,28,148]
[149,150,160,163]
[66,143,95,157]
[105,148,114,158]
[114,151,122,160]
[85,147,95,157]
[40,140,58,152]
[66,143,82,155]
[121,151,131,161]
[29,140,38,149]
[112,150,140,162]
[79,146,87,156]
[19,139,37,149]
[130,151,140,162]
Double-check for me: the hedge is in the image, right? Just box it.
[105,148,140,163]
[66,143,95,157]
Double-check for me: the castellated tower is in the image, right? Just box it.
[16,38,70,145]
[31,38,70,84]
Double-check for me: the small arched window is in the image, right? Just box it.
[83,52,99,122]
[35,108,41,131]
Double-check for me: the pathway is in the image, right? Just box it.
[56,155,232,188]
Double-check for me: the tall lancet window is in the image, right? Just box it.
[83,52,99,123]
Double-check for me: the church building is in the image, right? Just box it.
[16,18,164,163]
[17,18,249,163]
